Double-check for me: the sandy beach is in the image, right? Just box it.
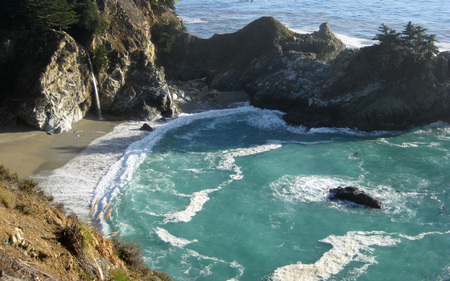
[0,90,249,178]
[0,113,124,177]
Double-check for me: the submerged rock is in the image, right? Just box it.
[329,186,382,209]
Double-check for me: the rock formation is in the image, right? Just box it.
[0,30,92,134]
[283,48,450,131]
[158,16,449,131]
[1,2,448,133]
[0,0,178,133]
[329,186,382,209]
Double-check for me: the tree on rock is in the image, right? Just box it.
[373,21,439,71]
[27,0,79,31]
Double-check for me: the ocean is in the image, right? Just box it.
[88,106,449,281]
[176,0,450,50]
[39,1,449,280]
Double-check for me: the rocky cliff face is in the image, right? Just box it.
[1,5,448,133]
[158,17,449,131]
[0,0,177,133]
[92,0,177,120]
[283,48,450,131]
[0,31,92,134]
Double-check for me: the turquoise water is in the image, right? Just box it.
[95,106,450,280]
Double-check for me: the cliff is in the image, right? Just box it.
[157,17,449,131]
[0,0,179,134]
[0,165,172,280]
[1,2,448,133]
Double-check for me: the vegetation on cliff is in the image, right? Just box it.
[372,21,439,72]
[0,164,172,280]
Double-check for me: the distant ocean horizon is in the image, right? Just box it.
[176,0,450,51]
[39,1,450,280]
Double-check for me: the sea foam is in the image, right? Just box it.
[271,231,400,281]
[154,227,197,248]
[163,143,283,223]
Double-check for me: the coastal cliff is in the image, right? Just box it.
[157,16,449,131]
[0,165,172,280]
[0,1,448,133]
[0,0,178,133]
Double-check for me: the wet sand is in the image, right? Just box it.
[0,113,124,177]
[0,91,249,178]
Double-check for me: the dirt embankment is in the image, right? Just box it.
[0,165,171,281]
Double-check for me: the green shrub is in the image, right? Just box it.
[112,239,150,275]
[152,18,185,54]
[75,0,108,35]
[15,202,34,215]
[18,179,38,195]
[92,45,111,71]
[27,0,80,31]
[0,165,20,183]
[151,0,177,10]
[372,22,439,71]
[110,269,131,281]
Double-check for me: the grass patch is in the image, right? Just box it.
[110,268,131,281]
[0,187,12,208]
[0,165,20,183]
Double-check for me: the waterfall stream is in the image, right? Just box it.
[84,47,103,120]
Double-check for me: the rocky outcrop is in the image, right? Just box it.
[161,17,345,84]
[329,186,382,209]
[157,16,449,131]
[92,0,177,121]
[0,0,177,133]
[283,47,450,131]
[0,30,92,134]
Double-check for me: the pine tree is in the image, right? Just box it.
[373,22,439,70]
[27,0,79,30]
[373,24,401,45]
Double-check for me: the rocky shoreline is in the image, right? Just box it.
[1,1,449,134]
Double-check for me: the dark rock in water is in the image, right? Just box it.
[140,123,154,131]
[329,186,382,209]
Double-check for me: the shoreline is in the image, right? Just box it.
[0,113,124,177]
[8,92,250,219]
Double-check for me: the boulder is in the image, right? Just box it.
[329,186,382,209]
[140,123,154,131]
[0,30,92,134]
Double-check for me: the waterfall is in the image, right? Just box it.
[84,47,103,120]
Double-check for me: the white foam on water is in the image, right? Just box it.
[180,16,208,24]
[271,175,355,203]
[398,230,450,241]
[245,109,285,131]
[163,143,283,223]
[33,121,148,219]
[335,33,374,49]
[184,249,245,280]
[163,188,217,223]
[154,227,198,248]
[92,106,263,216]
[270,231,400,281]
